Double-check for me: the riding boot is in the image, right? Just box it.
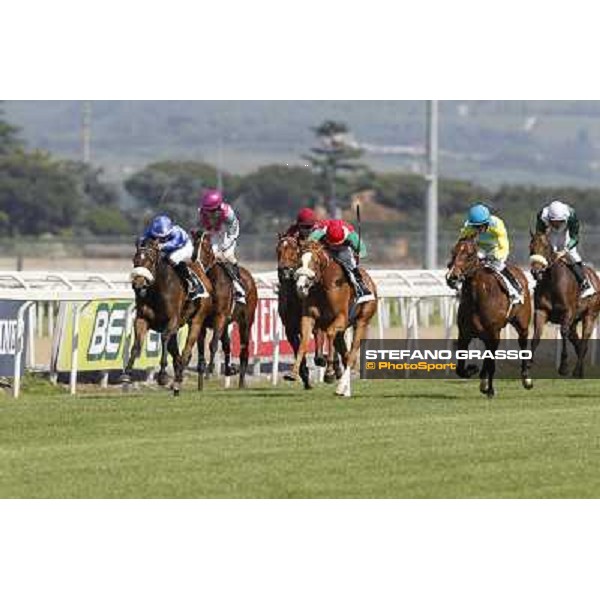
[500,267,524,304]
[223,262,246,304]
[572,262,595,298]
[350,267,375,304]
[173,263,208,300]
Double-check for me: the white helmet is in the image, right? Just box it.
[548,200,570,221]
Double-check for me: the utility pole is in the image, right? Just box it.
[425,100,439,269]
[217,136,223,192]
[82,101,92,163]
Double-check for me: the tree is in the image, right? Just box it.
[236,165,316,232]
[0,102,22,155]
[0,150,82,235]
[303,120,366,217]
[124,161,240,229]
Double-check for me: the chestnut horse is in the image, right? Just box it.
[276,233,341,388]
[122,238,213,395]
[194,233,258,388]
[284,239,377,396]
[529,230,600,377]
[446,237,532,397]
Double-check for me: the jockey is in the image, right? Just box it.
[139,214,208,300]
[284,207,320,240]
[536,199,595,298]
[308,218,375,304]
[197,188,246,304]
[459,203,524,304]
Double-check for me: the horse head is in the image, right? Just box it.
[276,234,301,282]
[529,230,553,282]
[446,237,479,288]
[295,239,328,298]
[130,238,161,298]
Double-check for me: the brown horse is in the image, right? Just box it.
[446,237,532,397]
[122,238,213,395]
[284,239,377,396]
[194,233,258,388]
[529,230,600,377]
[276,233,342,388]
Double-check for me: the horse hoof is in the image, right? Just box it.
[334,368,343,380]
[479,380,489,394]
[173,388,180,397]
[466,364,479,378]
[522,377,534,390]
[324,372,336,384]
[283,373,298,382]
[314,356,327,367]
[558,364,569,376]
[224,365,239,376]
[119,373,131,384]
[572,369,584,379]
[157,372,169,386]
[486,389,495,398]
[303,381,313,390]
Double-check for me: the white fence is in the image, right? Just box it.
[2,268,598,397]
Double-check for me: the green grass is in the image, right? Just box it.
[1,376,600,498]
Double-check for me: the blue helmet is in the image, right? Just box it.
[467,203,491,226]
[149,215,174,238]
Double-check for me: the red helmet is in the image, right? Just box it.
[200,189,223,211]
[296,207,316,226]
[326,220,346,245]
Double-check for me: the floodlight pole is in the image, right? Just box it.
[425,100,439,269]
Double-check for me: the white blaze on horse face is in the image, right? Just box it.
[295,252,315,297]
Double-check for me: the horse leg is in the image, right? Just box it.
[181,316,207,392]
[167,333,183,397]
[559,313,575,376]
[209,314,227,377]
[530,309,548,375]
[572,316,592,378]
[512,316,533,390]
[237,317,251,389]
[314,329,327,368]
[455,334,477,378]
[285,316,315,382]
[196,326,207,382]
[221,326,238,377]
[325,314,346,387]
[480,336,499,398]
[157,332,170,386]
[333,331,351,397]
[120,317,147,383]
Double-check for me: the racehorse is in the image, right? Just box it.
[284,239,377,396]
[529,230,600,377]
[446,237,533,397]
[122,238,213,395]
[276,233,342,388]
[193,233,258,388]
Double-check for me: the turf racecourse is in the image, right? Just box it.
[1,376,600,498]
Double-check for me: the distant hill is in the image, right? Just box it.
[6,100,600,188]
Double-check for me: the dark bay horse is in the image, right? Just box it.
[194,233,257,388]
[529,231,600,377]
[122,238,213,395]
[284,239,377,396]
[276,233,341,388]
[446,237,532,397]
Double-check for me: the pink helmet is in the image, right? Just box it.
[200,189,223,211]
